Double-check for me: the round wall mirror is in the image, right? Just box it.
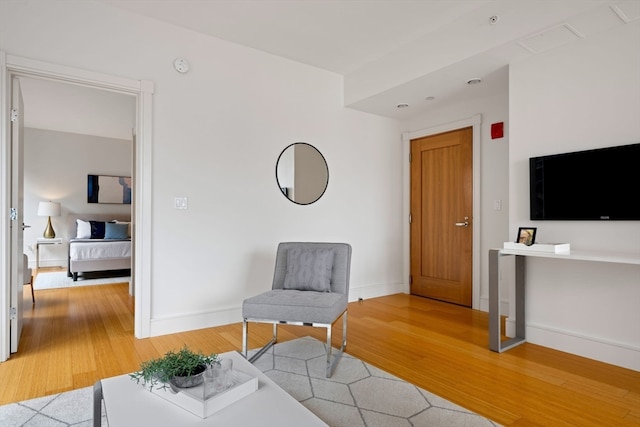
[276,143,329,205]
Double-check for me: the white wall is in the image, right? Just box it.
[4,1,636,371]
[1,1,404,336]
[509,20,640,370]
[400,67,511,312]
[23,128,132,267]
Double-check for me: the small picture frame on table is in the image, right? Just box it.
[516,227,537,246]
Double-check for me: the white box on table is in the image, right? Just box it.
[150,369,258,418]
[503,242,570,253]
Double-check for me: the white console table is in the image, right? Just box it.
[488,248,640,353]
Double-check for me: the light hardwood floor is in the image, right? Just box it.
[1,270,639,426]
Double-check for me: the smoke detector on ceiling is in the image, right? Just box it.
[174,58,190,73]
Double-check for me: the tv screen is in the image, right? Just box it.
[529,143,640,220]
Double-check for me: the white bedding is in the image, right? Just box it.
[69,239,131,261]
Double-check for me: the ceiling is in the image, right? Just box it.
[99,0,638,118]
[19,0,639,138]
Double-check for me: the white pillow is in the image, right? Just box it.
[76,219,91,239]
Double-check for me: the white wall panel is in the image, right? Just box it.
[0,1,403,334]
[509,20,640,370]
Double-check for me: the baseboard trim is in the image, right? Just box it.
[506,319,640,371]
[149,307,242,337]
[349,282,405,302]
[477,296,504,314]
[148,283,406,337]
[150,292,639,371]
[31,260,67,269]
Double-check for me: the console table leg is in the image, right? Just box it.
[489,250,527,353]
[489,249,501,352]
[514,255,526,339]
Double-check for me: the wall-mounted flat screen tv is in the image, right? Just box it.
[529,143,640,220]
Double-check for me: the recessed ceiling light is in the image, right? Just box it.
[466,78,482,85]
[397,103,409,109]
[425,96,436,101]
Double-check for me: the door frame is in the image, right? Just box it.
[402,114,481,310]
[0,52,155,361]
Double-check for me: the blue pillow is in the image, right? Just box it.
[104,222,129,239]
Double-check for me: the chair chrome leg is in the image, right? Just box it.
[326,310,347,378]
[342,310,348,350]
[273,322,277,343]
[242,319,248,359]
[326,325,333,377]
[248,322,278,363]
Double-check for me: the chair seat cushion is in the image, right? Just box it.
[242,289,347,324]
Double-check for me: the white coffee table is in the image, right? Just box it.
[93,350,327,427]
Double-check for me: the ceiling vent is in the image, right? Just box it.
[518,24,584,54]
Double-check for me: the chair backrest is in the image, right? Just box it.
[272,242,352,295]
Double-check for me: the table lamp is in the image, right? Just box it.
[37,201,61,238]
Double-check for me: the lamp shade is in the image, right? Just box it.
[37,201,61,217]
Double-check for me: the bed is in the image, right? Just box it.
[66,213,132,281]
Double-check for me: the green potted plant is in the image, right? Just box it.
[130,345,218,391]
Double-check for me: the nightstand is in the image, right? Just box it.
[36,238,62,268]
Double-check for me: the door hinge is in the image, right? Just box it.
[409,152,412,163]
[409,213,412,224]
[10,108,18,122]
[10,307,17,320]
[10,207,17,221]
[409,275,413,285]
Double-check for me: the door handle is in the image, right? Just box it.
[23,223,31,230]
[455,217,469,227]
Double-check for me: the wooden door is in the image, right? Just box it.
[410,127,473,307]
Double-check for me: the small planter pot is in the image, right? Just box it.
[170,364,207,388]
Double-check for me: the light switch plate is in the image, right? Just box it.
[175,197,188,209]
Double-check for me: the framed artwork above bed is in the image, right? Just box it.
[87,174,132,204]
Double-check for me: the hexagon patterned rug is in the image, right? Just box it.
[249,336,499,427]
[0,336,500,427]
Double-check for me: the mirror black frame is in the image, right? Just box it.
[275,142,329,205]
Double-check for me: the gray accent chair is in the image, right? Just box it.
[242,242,352,378]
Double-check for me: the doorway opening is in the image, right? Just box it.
[1,52,154,361]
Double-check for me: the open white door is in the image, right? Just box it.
[10,76,25,353]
